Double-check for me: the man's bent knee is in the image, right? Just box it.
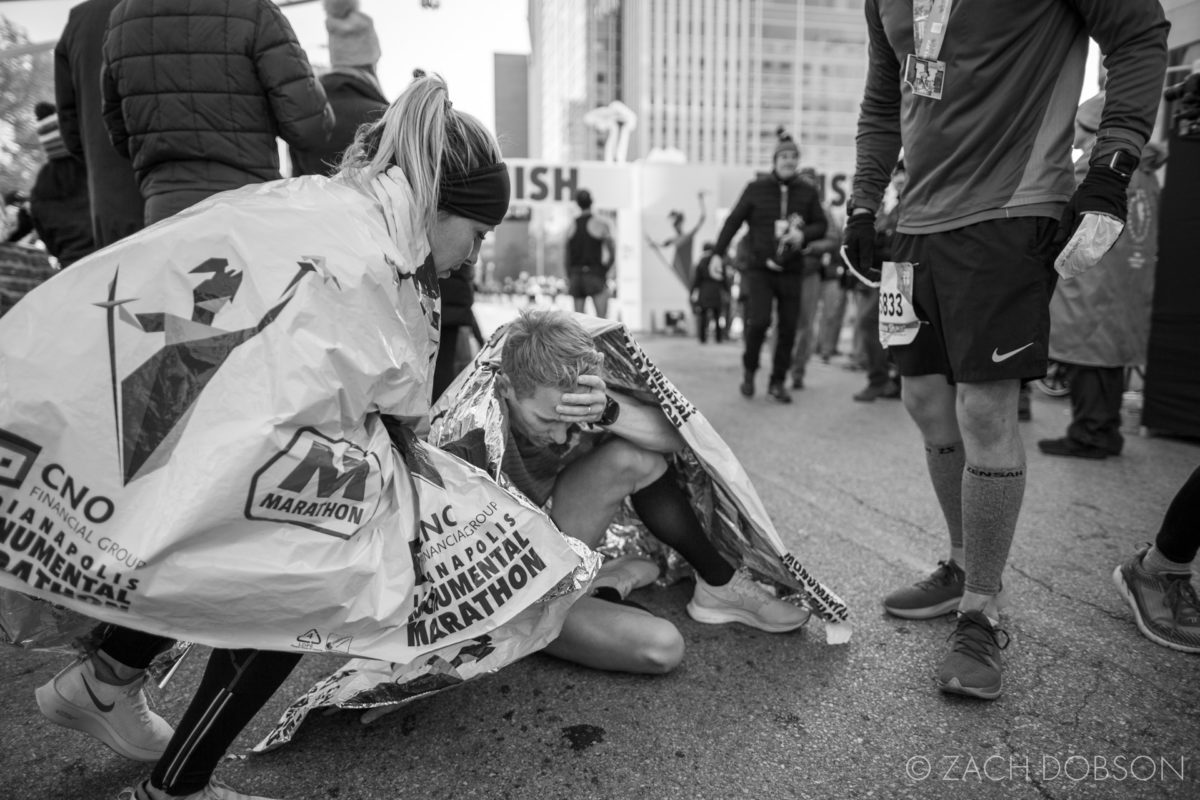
[593,438,668,487]
[632,624,685,674]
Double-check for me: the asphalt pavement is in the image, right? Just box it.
[3,300,1198,800]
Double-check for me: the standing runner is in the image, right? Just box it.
[844,0,1169,699]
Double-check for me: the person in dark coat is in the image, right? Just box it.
[690,242,730,344]
[291,68,387,176]
[433,262,485,402]
[711,128,827,403]
[28,102,94,267]
[54,0,144,249]
[102,0,334,225]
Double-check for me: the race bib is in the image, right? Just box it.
[878,261,921,347]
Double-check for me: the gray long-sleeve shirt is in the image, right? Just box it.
[852,0,1169,235]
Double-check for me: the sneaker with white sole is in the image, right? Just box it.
[592,555,660,599]
[1112,545,1200,654]
[35,655,173,762]
[119,778,281,800]
[686,567,810,632]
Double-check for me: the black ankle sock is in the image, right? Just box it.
[630,464,735,586]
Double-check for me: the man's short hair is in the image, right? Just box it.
[574,189,593,210]
[501,309,603,399]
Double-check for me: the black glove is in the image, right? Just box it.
[1055,157,1132,246]
[842,209,879,286]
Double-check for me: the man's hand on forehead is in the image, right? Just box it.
[556,373,608,424]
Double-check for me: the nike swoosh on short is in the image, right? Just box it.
[82,676,115,712]
[991,343,1035,363]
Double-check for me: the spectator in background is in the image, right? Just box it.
[27,102,94,267]
[712,127,827,404]
[324,0,382,84]
[690,241,731,344]
[102,0,334,225]
[565,188,615,318]
[291,42,389,178]
[814,204,848,363]
[1039,93,1163,460]
[55,0,144,249]
[433,262,485,402]
[789,167,839,389]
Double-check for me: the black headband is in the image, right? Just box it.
[439,162,511,226]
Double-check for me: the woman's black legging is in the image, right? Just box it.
[150,648,302,795]
[1157,466,1200,565]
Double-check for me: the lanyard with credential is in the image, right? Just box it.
[908,0,953,99]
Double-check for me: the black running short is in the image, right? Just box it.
[568,268,608,299]
[889,216,1059,384]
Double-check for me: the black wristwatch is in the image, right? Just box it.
[597,395,621,426]
[1099,149,1140,180]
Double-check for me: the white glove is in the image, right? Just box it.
[1053,212,1124,280]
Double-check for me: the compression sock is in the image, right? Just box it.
[961,462,1026,599]
[630,464,735,587]
[925,441,966,564]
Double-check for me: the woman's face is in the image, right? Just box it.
[430,213,494,277]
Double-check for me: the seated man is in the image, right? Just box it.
[491,309,809,674]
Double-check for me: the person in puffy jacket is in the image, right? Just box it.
[712,127,827,403]
[102,0,334,224]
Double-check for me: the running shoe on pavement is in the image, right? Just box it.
[1112,545,1200,654]
[687,567,810,632]
[883,560,965,619]
[120,778,280,800]
[936,610,1010,700]
[36,655,173,762]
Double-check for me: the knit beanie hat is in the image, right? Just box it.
[35,102,69,161]
[773,126,799,163]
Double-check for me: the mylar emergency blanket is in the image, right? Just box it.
[430,313,850,643]
[258,311,852,749]
[0,173,589,666]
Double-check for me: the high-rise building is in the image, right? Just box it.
[494,53,531,157]
[527,0,867,174]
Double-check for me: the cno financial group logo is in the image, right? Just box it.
[246,428,383,539]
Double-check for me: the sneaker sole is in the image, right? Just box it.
[883,596,962,620]
[937,675,1002,700]
[686,601,810,633]
[1112,565,1200,654]
[35,681,165,762]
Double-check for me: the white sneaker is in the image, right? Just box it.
[121,778,282,800]
[35,655,173,762]
[687,567,811,632]
[591,555,660,599]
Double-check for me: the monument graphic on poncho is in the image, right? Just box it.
[98,256,313,484]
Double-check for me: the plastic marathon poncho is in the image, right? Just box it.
[0,169,594,669]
